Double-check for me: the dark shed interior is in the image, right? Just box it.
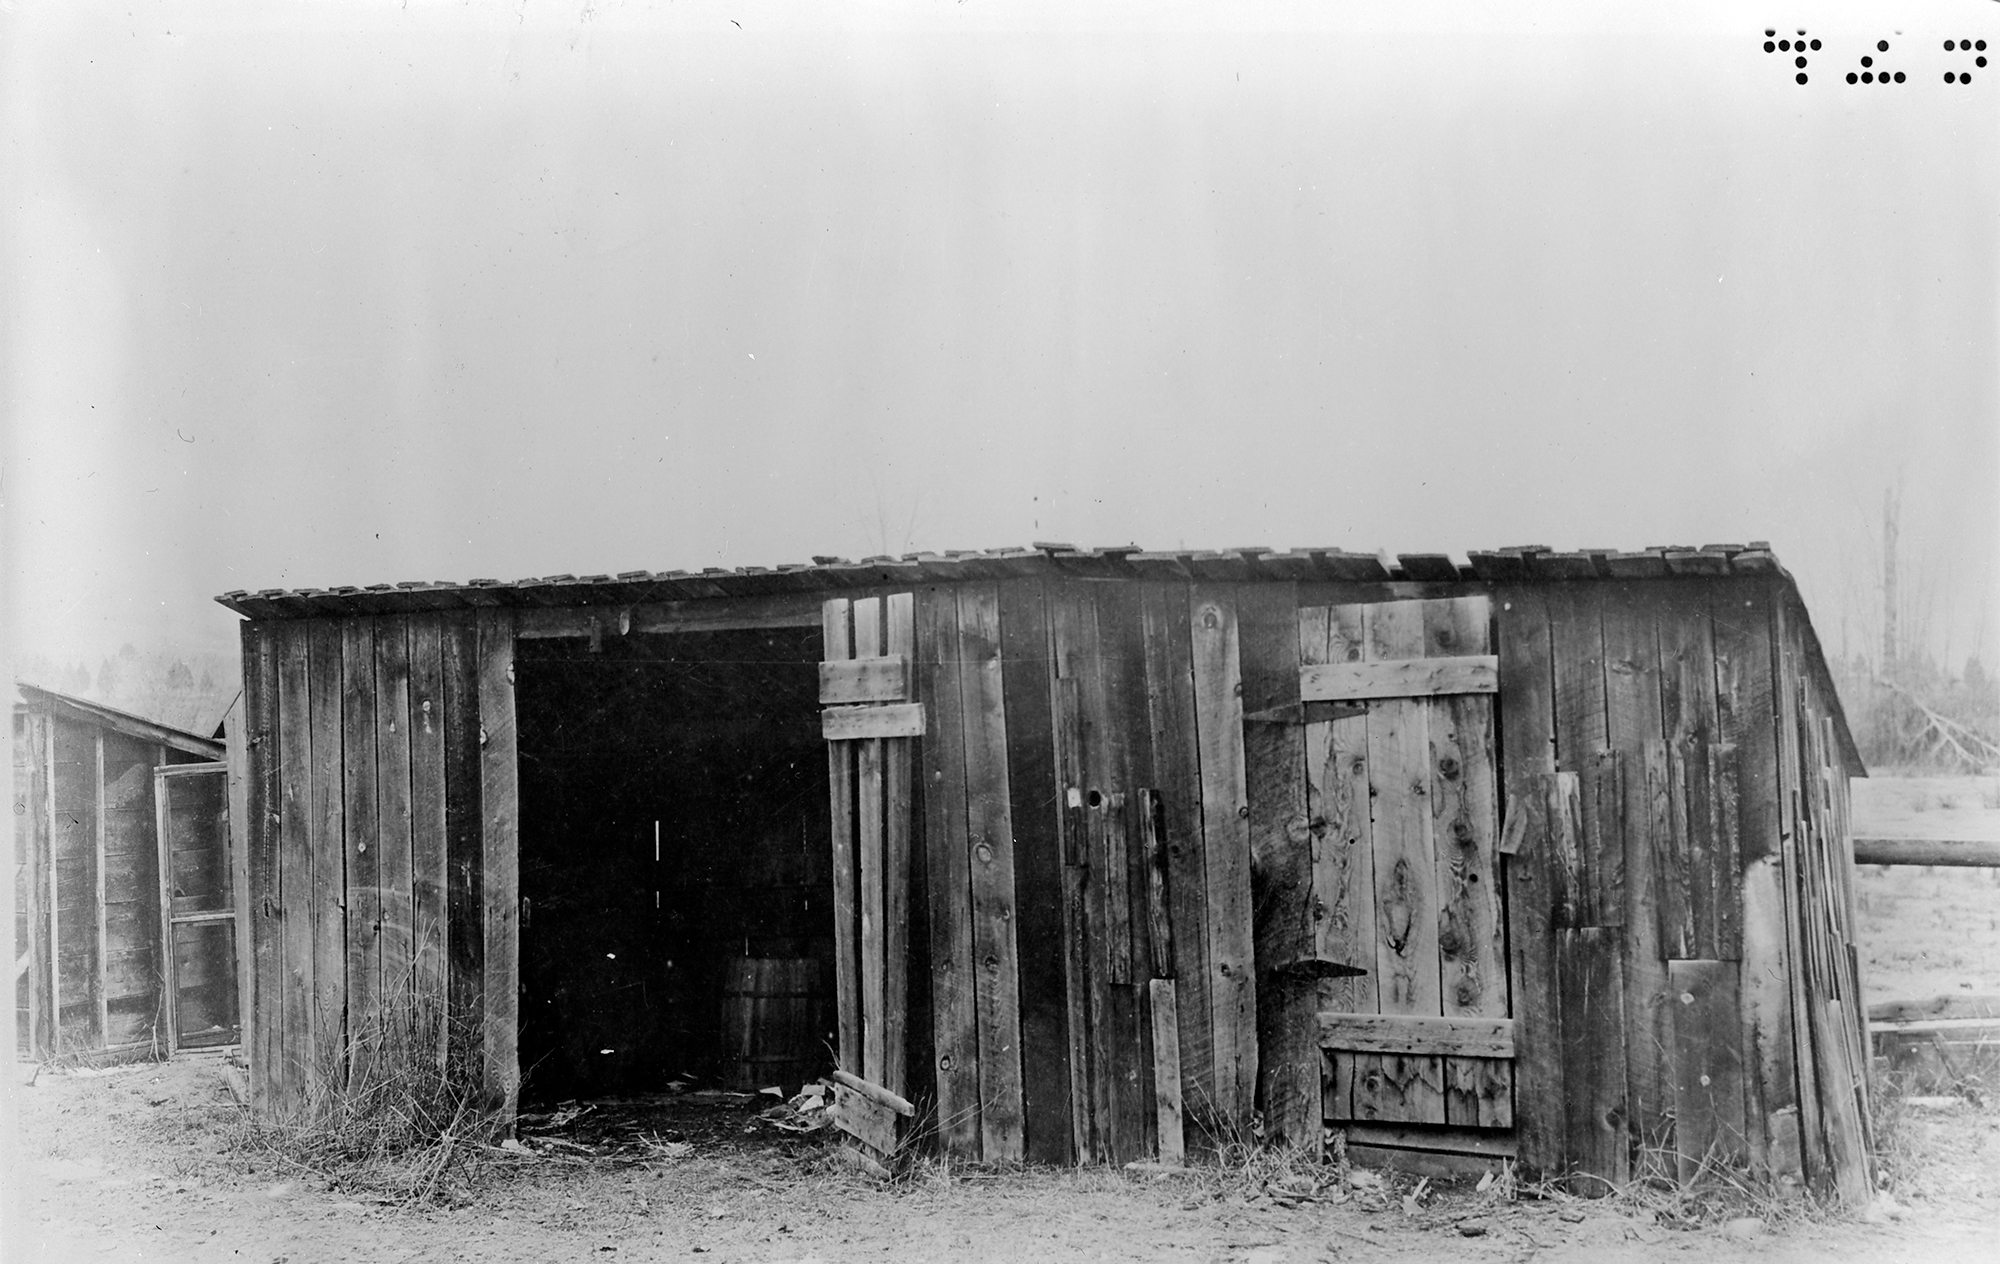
[513,626,833,1101]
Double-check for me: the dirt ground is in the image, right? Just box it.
[6,1053,2000,1264]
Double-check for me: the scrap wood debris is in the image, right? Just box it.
[758,1082,832,1134]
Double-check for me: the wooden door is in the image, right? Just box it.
[154,762,241,1052]
[1302,597,1513,1129]
[819,595,921,1103]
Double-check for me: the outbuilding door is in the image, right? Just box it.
[153,762,240,1052]
[818,595,921,1099]
[1302,596,1514,1130]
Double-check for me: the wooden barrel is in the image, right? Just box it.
[719,957,829,1092]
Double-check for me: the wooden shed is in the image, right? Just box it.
[12,684,242,1061]
[217,542,1874,1198]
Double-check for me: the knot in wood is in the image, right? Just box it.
[1438,755,1460,780]
[1452,819,1474,844]
[975,843,994,864]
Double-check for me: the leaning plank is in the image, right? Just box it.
[831,1080,902,1156]
[832,1067,917,1115]
[823,599,861,1075]
[1669,959,1748,1183]
[1556,926,1630,1191]
[1300,655,1498,702]
[819,655,911,705]
[822,704,926,741]
[1357,600,1444,1125]
[1188,586,1258,1134]
[1319,1013,1515,1058]
[1150,979,1186,1164]
[476,608,520,1123]
[916,586,980,1156]
[1815,998,1874,1205]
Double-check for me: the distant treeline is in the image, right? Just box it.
[15,643,241,737]
[1832,652,2000,775]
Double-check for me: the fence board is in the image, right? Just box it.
[853,598,887,1084]
[1670,958,1748,1181]
[997,580,1073,1164]
[1557,926,1630,1191]
[1356,601,1443,1124]
[1189,586,1257,1135]
[1306,604,1377,1120]
[341,619,380,1050]
[406,614,449,1069]
[373,618,416,1037]
[242,623,281,1108]
[917,586,979,1155]
[883,591,917,1099]
[958,584,1026,1162]
[440,612,484,1080]
[306,621,347,1092]
[823,600,860,1074]
[477,608,520,1121]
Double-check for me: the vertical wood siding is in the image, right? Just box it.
[243,612,508,1117]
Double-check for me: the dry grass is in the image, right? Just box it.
[228,1006,505,1205]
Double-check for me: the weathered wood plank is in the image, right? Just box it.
[819,655,910,705]
[1240,582,1318,1152]
[832,1080,902,1155]
[996,580,1072,1164]
[916,586,979,1156]
[1423,596,1510,1129]
[1557,926,1630,1191]
[1770,604,1827,1187]
[1139,790,1174,980]
[1546,585,1611,926]
[341,618,381,1050]
[1300,655,1498,702]
[306,620,347,1092]
[272,623,312,1107]
[1150,979,1186,1164]
[1188,586,1258,1136]
[1739,853,1801,1189]
[1495,588,1563,1179]
[822,599,861,1075]
[1052,662,1095,1160]
[1657,586,1723,959]
[1304,603,1377,1121]
[1669,959,1748,1181]
[1706,742,1744,961]
[821,704,926,740]
[1095,581,1154,1161]
[1140,583,1216,1150]
[224,688,254,1074]
[958,584,1026,1162]
[440,612,484,1082]
[1816,998,1874,1206]
[1600,588,1670,1152]
[1710,582,1779,868]
[373,618,416,1042]
[405,614,449,1071]
[882,592,916,1099]
[476,608,519,1122]
[94,733,109,1047]
[854,599,888,1085]
[1059,584,1118,1161]
[1319,1012,1515,1058]
[1357,601,1443,1125]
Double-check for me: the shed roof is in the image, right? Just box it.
[213,539,1864,774]
[14,682,228,760]
[215,541,1789,621]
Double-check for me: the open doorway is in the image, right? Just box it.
[513,624,832,1104]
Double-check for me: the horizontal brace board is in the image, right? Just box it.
[1344,1122,1519,1158]
[818,655,911,704]
[831,1068,917,1116]
[169,910,238,926]
[1318,1012,1515,1058]
[832,1082,904,1155]
[821,703,926,741]
[1299,655,1499,702]
[1853,837,2000,868]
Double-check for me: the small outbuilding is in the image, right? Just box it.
[12,684,241,1061]
[216,542,1873,1199]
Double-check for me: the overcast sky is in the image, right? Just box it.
[4,0,1996,677]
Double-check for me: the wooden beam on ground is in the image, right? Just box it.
[1852,837,2000,867]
